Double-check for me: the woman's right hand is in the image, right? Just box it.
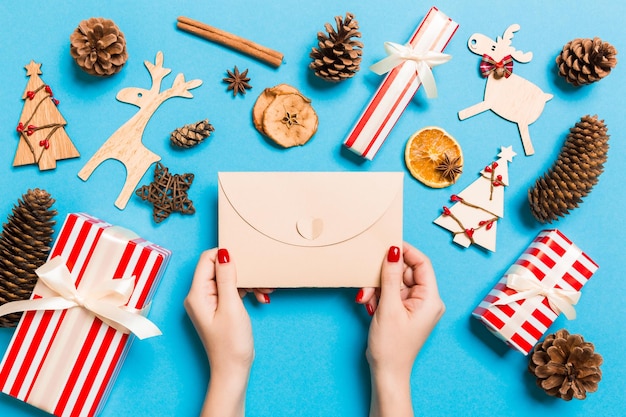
[356,243,445,417]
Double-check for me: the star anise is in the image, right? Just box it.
[435,153,463,182]
[223,66,251,96]
[281,111,299,128]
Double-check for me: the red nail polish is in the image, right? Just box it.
[387,246,400,263]
[366,304,374,316]
[263,294,271,304]
[355,289,364,303]
[217,248,230,264]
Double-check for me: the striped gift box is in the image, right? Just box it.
[472,229,598,355]
[343,7,458,160]
[0,213,170,417]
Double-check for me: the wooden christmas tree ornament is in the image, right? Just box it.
[458,25,552,156]
[13,61,80,170]
[78,51,202,209]
[434,146,516,252]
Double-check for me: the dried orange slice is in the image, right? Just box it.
[404,126,463,188]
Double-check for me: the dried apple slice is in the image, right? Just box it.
[252,84,301,134]
[261,92,318,147]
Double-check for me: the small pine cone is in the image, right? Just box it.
[556,37,617,86]
[170,119,215,148]
[0,189,56,327]
[70,17,128,76]
[528,115,609,223]
[528,329,602,401]
[309,12,363,82]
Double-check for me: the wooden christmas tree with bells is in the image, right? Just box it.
[13,61,79,170]
[434,146,516,252]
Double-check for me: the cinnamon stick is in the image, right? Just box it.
[177,16,284,68]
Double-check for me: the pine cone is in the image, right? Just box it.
[528,329,602,400]
[556,37,617,86]
[170,119,215,148]
[0,189,56,327]
[309,12,363,82]
[528,115,609,223]
[70,17,128,76]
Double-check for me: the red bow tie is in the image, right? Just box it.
[480,54,513,79]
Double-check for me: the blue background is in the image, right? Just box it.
[0,1,624,416]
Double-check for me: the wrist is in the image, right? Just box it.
[202,368,251,417]
[369,367,413,417]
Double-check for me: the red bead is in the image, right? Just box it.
[27,130,34,136]
[493,181,501,187]
[16,122,24,132]
[39,139,50,149]
[486,221,494,230]
[484,165,492,173]
[443,206,451,215]
[44,85,52,95]
[52,98,60,106]
[465,228,475,238]
[450,194,463,202]
[496,175,502,181]
[492,162,498,169]
[478,220,487,226]
[26,91,35,100]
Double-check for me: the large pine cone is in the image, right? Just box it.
[70,17,128,76]
[529,329,602,400]
[528,115,609,223]
[0,189,56,327]
[170,119,215,149]
[556,37,617,86]
[309,12,363,82]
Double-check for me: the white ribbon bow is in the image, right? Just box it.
[491,265,581,320]
[369,41,452,99]
[0,256,161,339]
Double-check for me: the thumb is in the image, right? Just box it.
[378,246,403,308]
[215,248,241,306]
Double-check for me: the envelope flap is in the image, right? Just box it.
[219,172,403,247]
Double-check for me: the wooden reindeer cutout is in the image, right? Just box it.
[78,51,202,209]
[458,24,552,156]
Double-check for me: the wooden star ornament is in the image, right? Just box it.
[135,162,195,223]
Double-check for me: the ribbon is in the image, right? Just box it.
[491,265,580,319]
[0,256,161,340]
[480,54,514,79]
[369,41,451,98]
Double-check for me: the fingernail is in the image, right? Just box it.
[387,246,400,263]
[355,289,364,303]
[366,304,374,316]
[263,294,271,304]
[217,248,230,264]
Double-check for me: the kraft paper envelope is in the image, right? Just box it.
[218,172,403,288]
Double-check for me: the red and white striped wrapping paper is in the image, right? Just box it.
[472,229,598,355]
[0,213,170,417]
[343,7,458,160]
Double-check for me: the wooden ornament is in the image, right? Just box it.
[434,146,516,252]
[78,51,202,209]
[13,61,80,170]
[458,25,552,156]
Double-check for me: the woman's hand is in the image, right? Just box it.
[184,248,271,417]
[356,243,445,417]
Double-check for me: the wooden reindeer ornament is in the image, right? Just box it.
[78,51,202,209]
[458,24,552,156]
